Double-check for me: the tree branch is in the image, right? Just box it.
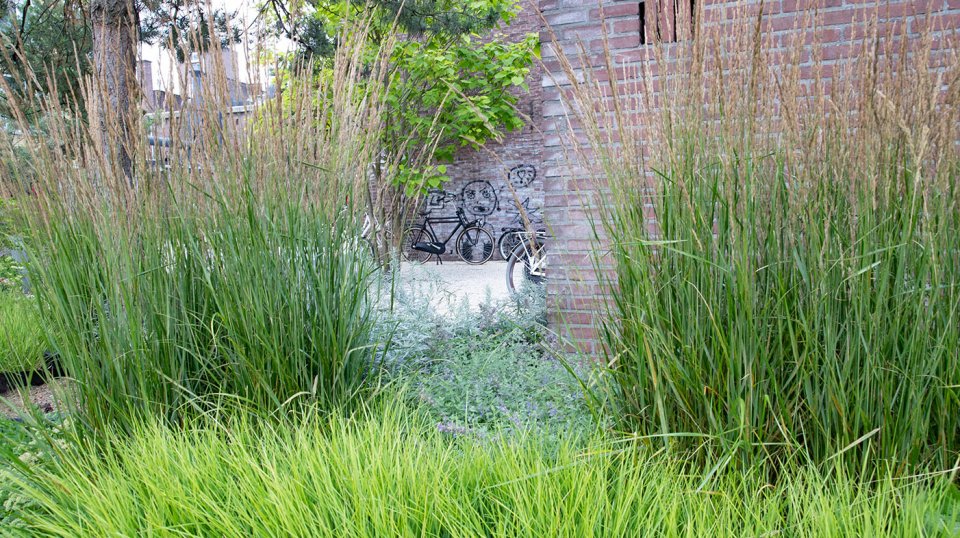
[19,0,32,43]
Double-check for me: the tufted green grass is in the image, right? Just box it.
[2,402,958,537]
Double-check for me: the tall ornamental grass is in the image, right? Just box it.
[556,4,960,471]
[0,20,395,431]
[32,196,379,430]
[3,404,958,536]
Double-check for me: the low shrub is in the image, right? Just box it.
[381,283,594,440]
[0,255,21,291]
[0,413,66,531]
[1,199,26,292]
[2,405,957,536]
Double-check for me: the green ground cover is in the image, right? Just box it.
[2,406,958,537]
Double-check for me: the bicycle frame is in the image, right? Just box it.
[512,231,547,277]
[415,210,482,248]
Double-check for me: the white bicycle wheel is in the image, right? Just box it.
[498,230,523,260]
[505,241,546,294]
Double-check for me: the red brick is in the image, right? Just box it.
[588,34,643,51]
[590,4,641,19]
[442,0,960,351]
[613,19,642,34]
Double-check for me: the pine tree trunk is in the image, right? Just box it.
[89,0,137,184]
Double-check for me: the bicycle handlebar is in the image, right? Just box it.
[456,207,482,227]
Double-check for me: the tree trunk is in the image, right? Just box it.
[90,0,137,185]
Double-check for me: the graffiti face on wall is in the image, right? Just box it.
[461,180,498,217]
[508,164,537,188]
[417,165,541,225]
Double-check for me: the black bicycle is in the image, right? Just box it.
[402,207,495,264]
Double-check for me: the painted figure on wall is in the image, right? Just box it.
[461,180,498,217]
[508,164,536,188]
[417,164,541,226]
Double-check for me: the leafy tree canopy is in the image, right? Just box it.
[386,33,537,193]
[140,0,241,63]
[268,0,520,60]
[1,0,91,119]
[1,0,239,123]
[268,0,538,194]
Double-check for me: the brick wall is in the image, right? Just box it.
[538,0,960,355]
[414,5,545,261]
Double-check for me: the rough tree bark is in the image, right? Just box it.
[89,0,137,184]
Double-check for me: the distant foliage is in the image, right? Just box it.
[273,0,538,194]
[0,0,91,119]
[139,0,242,63]
[0,0,238,122]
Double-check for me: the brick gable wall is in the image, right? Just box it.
[538,0,960,354]
[431,0,958,351]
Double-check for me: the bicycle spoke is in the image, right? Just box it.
[402,227,432,264]
[457,227,494,264]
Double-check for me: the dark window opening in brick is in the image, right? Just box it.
[638,2,646,44]
[690,0,697,39]
[640,0,695,44]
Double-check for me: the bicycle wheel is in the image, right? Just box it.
[401,227,433,264]
[506,241,546,294]
[362,235,392,269]
[455,226,495,264]
[498,230,523,261]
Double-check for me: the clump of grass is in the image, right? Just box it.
[0,291,45,374]
[2,402,957,535]
[556,4,960,472]
[0,19,400,432]
[32,198,381,431]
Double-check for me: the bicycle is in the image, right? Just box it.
[497,196,544,260]
[402,207,495,265]
[505,231,547,294]
[498,226,546,260]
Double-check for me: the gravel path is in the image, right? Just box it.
[393,261,509,316]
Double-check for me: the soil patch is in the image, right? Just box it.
[0,380,69,418]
